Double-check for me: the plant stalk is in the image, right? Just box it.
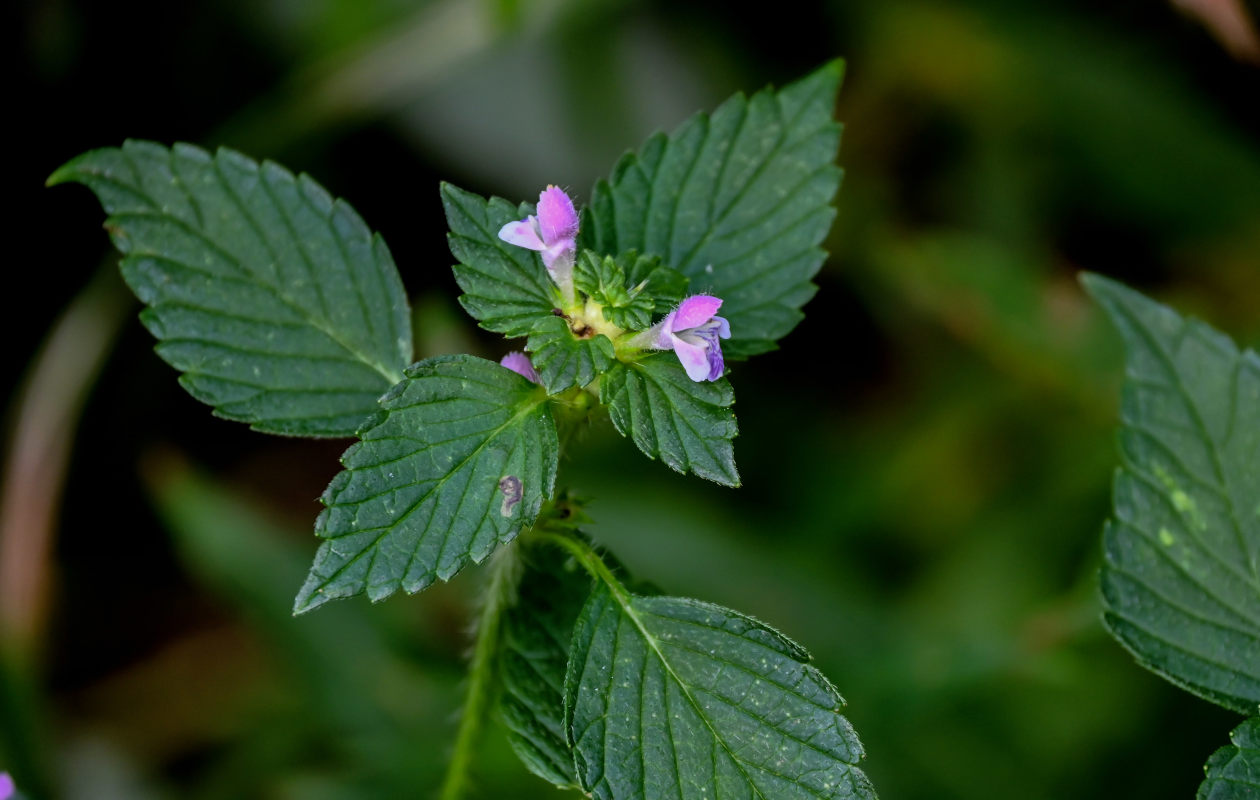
[438,543,519,800]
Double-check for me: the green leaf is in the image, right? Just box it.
[148,461,399,737]
[600,355,739,486]
[294,355,558,612]
[442,182,560,337]
[1084,274,1260,714]
[565,584,876,800]
[525,316,616,394]
[583,60,844,359]
[573,250,689,331]
[574,250,632,306]
[498,538,591,789]
[622,252,689,313]
[49,140,412,437]
[573,251,645,326]
[1199,717,1260,800]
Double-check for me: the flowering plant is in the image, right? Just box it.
[49,62,877,799]
[40,48,1260,799]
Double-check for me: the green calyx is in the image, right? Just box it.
[524,249,686,394]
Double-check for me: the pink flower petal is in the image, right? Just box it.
[536,186,579,246]
[497,218,545,251]
[714,315,731,339]
[0,772,14,800]
[499,351,539,383]
[671,334,712,381]
[671,295,723,331]
[652,309,678,348]
[541,241,576,274]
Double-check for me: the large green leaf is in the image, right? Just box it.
[49,140,412,437]
[1199,717,1260,800]
[497,539,591,788]
[600,355,739,486]
[294,355,558,612]
[442,182,560,337]
[1085,274,1260,714]
[565,584,876,800]
[583,61,844,359]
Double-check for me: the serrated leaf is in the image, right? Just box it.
[1199,717,1260,800]
[1085,274,1260,714]
[49,140,412,437]
[498,539,592,788]
[583,61,844,359]
[294,355,558,612]
[600,355,739,486]
[565,584,876,800]
[442,182,561,337]
[525,316,616,393]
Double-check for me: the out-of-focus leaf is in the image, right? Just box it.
[1086,274,1260,714]
[149,459,392,734]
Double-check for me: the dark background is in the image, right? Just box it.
[5,0,1260,797]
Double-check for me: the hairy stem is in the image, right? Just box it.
[439,544,519,800]
[551,387,598,455]
[533,528,627,602]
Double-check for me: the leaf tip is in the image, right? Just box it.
[1078,271,1138,326]
[45,161,80,188]
[291,585,329,616]
[820,57,847,83]
[1077,270,1115,298]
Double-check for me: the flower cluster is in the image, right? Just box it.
[498,186,730,383]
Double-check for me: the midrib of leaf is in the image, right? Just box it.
[1112,299,1258,586]
[317,390,547,586]
[94,148,406,386]
[541,531,772,800]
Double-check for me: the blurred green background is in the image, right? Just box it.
[6,0,1260,797]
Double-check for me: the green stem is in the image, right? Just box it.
[551,387,597,455]
[439,544,519,800]
[532,529,628,602]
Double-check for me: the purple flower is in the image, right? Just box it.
[0,772,14,800]
[640,295,731,382]
[498,185,579,294]
[500,351,539,383]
